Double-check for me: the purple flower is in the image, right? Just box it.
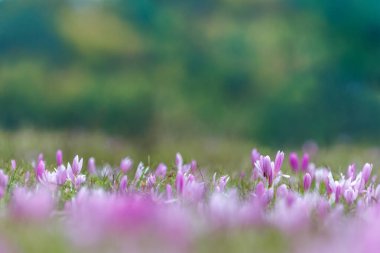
[0,170,8,199]
[289,152,299,172]
[276,184,288,198]
[255,181,265,197]
[176,153,183,172]
[35,160,45,181]
[362,163,373,184]
[71,156,83,175]
[344,188,355,205]
[56,150,63,166]
[176,171,184,195]
[155,163,167,178]
[347,164,356,179]
[56,165,67,185]
[251,149,261,167]
[119,175,128,193]
[146,174,156,189]
[37,153,44,163]
[11,160,16,171]
[190,160,197,173]
[166,184,173,200]
[303,173,312,191]
[301,153,310,172]
[120,157,133,174]
[10,187,54,221]
[216,175,230,192]
[274,151,284,174]
[88,157,96,175]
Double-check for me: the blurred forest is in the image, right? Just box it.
[0,0,380,146]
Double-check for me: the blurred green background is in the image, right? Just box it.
[0,0,380,164]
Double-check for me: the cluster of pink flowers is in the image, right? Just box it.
[1,149,380,252]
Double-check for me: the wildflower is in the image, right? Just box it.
[301,153,310,172]
[56,165,67,185]
[120,157,133,174]
[155,163,167,178]
[11,160,16,171]
[251,149,261,167]
[35,160,45,182]
[71,155,83,175]
[0,170,8,199]
[56,150,63,166]
[274,151,284,174]
[190,160,197,173]
[176,171,184,195]
[289,152,299,172]
[303,173,312,191]
[119,175,128,193]
[88,157,96,175]
[362,163,373,184]
[176,153,183,172]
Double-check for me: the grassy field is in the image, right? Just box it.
[0,129,380,253]
[1,128,379,174]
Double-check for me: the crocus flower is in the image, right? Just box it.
[120,157,133,174]
[155,163,167,178]
[347,164,356,179]
[303,173,312,191]
[362,163,373,184]
[289,152,299,172]
[56,150,63,166]
[10,187,54,221]
[0,170,8,199]
[274,151,284,174]
[88,157,96,175]
[35,160,45,182]
[71,155,83,175]
[119,175,128,193]
[344,188,356,205]
[176,171,184,195]
[176,153,183,172]
[11,160,16,171]
[190,160,197,173]
[301,153,310,172]
[251,149,261,167]
[56,165,67,185]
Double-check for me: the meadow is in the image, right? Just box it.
[0,129,380,252]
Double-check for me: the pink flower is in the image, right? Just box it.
[72,155,83,175]
[176,171,184,195]
[56,165,67,185]
[303,173,312,191]
[347,164,356,179]
[0,170,8,199]
[88,157,96,175]
[274,151,284,174]
[120,157,133,174]
[56,150,63,166]
[11,160,16,171]
[176,153,183,172]
[289,152,299,172]
[119,175,128,193]
[10,187,54,221]
[35,160,46,182]
[146,174,156,189]
[155,163,167,178]
[344,188,356,205]
[362,163,373,184]
[276,184,288,198]
[190,160,198,173]
[251,149,261,167]
[301,153,310,172]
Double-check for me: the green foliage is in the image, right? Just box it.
[0,0,379,145]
